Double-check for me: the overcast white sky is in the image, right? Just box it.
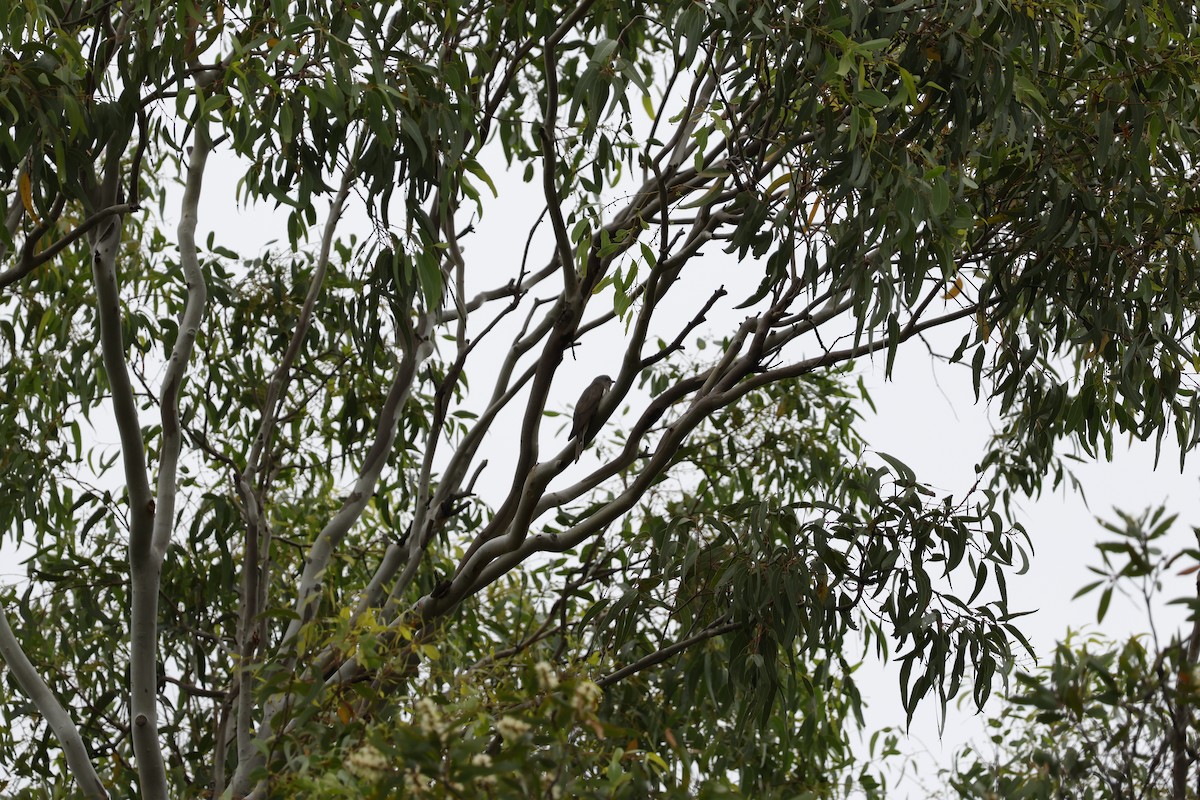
[191,144,1200,791]
[855,337,1200,794]
[4,120,1198,795]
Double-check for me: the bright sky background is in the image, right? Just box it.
[189,144,1200,792]
[4,111,1199,796]
[857,338,1200,794]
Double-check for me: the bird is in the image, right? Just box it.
[569,375,613,461]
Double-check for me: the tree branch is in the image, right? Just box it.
[538,38,578,296]
[0,200,142,291]
[0,602,110,799]
[598,617,741,688]
[227,320,434,796]
[129,124,213,800]
[456,293,995,598]
[230,154,356,765]
[0,193,67,291]
[86,124,165,795]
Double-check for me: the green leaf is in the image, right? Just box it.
[463,159,497,198]
[1097,586,1113,623]
[857,88,889,108]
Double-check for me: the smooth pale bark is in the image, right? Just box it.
[93,122,211,800]
[138,124,212,794]
[232,161,356,772]
[0,605,109,799]
[226,330,433,798]
[90,211,165,799]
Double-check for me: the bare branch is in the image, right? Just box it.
[282,339,430,642]
[128,124,214,800]
[742,298,994,393]
[639,286,728,370]
[355,296,555,620]
[433,212,556,326]
[453,292,995,599]
[156,129,211,557]
[0,200,142,291]
[0,193,67,291]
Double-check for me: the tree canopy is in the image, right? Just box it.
[1,0,1199,797]
[942,507,1200,799]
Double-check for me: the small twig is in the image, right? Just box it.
[639,286,727,370]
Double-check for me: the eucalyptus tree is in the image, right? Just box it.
[941,508,1200,800]
[1,0,1199,798]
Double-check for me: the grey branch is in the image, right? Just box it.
[0,603,109,799]
[598,617,741,688]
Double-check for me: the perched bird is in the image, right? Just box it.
[569,374,613,461]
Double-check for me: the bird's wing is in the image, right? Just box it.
[569,382,603,439]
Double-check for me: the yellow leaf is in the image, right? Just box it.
[762,171,793,197]
[1084,333,1110,360]
[644,751,670,771]
[942,276,963,299]
[19,172,40,224]
[807,198,821,225]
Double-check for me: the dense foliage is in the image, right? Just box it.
[1,0,1199,797]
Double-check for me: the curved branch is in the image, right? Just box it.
[0,603,109,799]
[0,193,74,291]
[155,127,211,557]
[281,338,430,644]
[741,298,994,394]
[241,158,357,486]
[90,225,153,539]
[459,296,996,596]
[129,124,213,800]
[538,40,578,296]
[227,324,434,797]
[230,154,357,764]
[433,257,557,325]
